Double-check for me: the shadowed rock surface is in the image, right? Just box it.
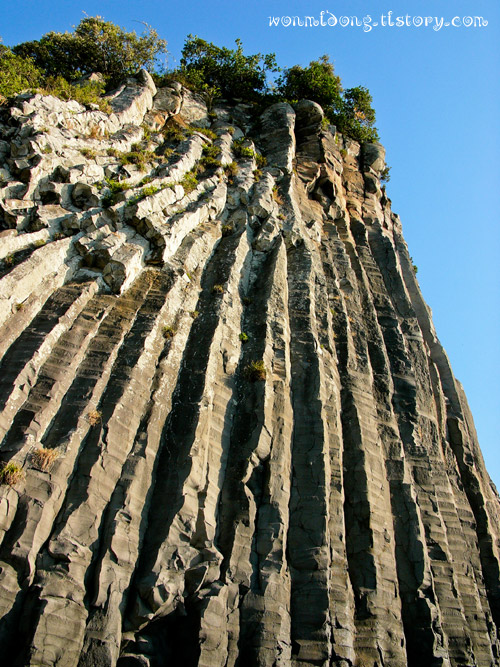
[0,72,499,667]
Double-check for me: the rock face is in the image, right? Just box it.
[0,72,499,667]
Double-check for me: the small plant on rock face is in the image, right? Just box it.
[221,224,233,237]
[239,332,249,344]
[190,310,199,318]
[87,409,102,426]
[180,170,198,194]
[272,185,284,205]
[224,162,238,182]
[0,462,25,486]
[380,166,391,183]
[243,359,266,381]
[255,153,267,168]
[31,447,58,471]
[162,325,176,339]
[191,125,217,141]
[233,139,255,159]
[212,284,224,294]
[79,147,96,159]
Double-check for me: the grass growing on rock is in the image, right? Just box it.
[87,409,102,426]
[243,360,266,381]
[31,447,59,471]
[0,461,25,486]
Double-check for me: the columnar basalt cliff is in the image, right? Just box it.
[0,71,499,667]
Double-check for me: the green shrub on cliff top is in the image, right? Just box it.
[13,16,167,87]
[0,45,42,99]
[276,55,378,143]
[179,35,279,100]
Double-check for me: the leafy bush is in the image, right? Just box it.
[0,45,42,99]
[13,16,167,87]
[276,55,342,111]
[179,36,279,100]
[334,86,379,143]
[40,75,112,112]
[276,55,378,144]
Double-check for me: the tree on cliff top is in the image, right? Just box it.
[12,17,167,87]
[179,36,279,100]
[276,55,379,143]
[0,44,41,100]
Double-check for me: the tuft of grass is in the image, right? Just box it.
[202,144,220,160]
[191,126,217,141]
[162,124,186,142]
[119,149,155,171]
[233,139,255,159]
[0,461,25,486]
[80,147,97,159]
[33,239,46,248]
[190,310,199,318]
[224,161,238,179]
[141,185,161,198]
[31,447,59,472]
[102,178,131,207]
[212,284,224,294]
[4,254,14,266]
[255,153,267,168]
[162,325,176,339]
[87,409,102,426]
[272,185,284,205]
[253,168,262,182]
[221,224,234,237]
[161,326,176,340]
[15,302,24,311]
[243,359,266,382]
[180,170,198,194]
[239,332,249,344]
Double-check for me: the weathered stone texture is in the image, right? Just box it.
[0,77,499,667]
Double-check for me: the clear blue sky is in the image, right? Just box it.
[2,0,499,487]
